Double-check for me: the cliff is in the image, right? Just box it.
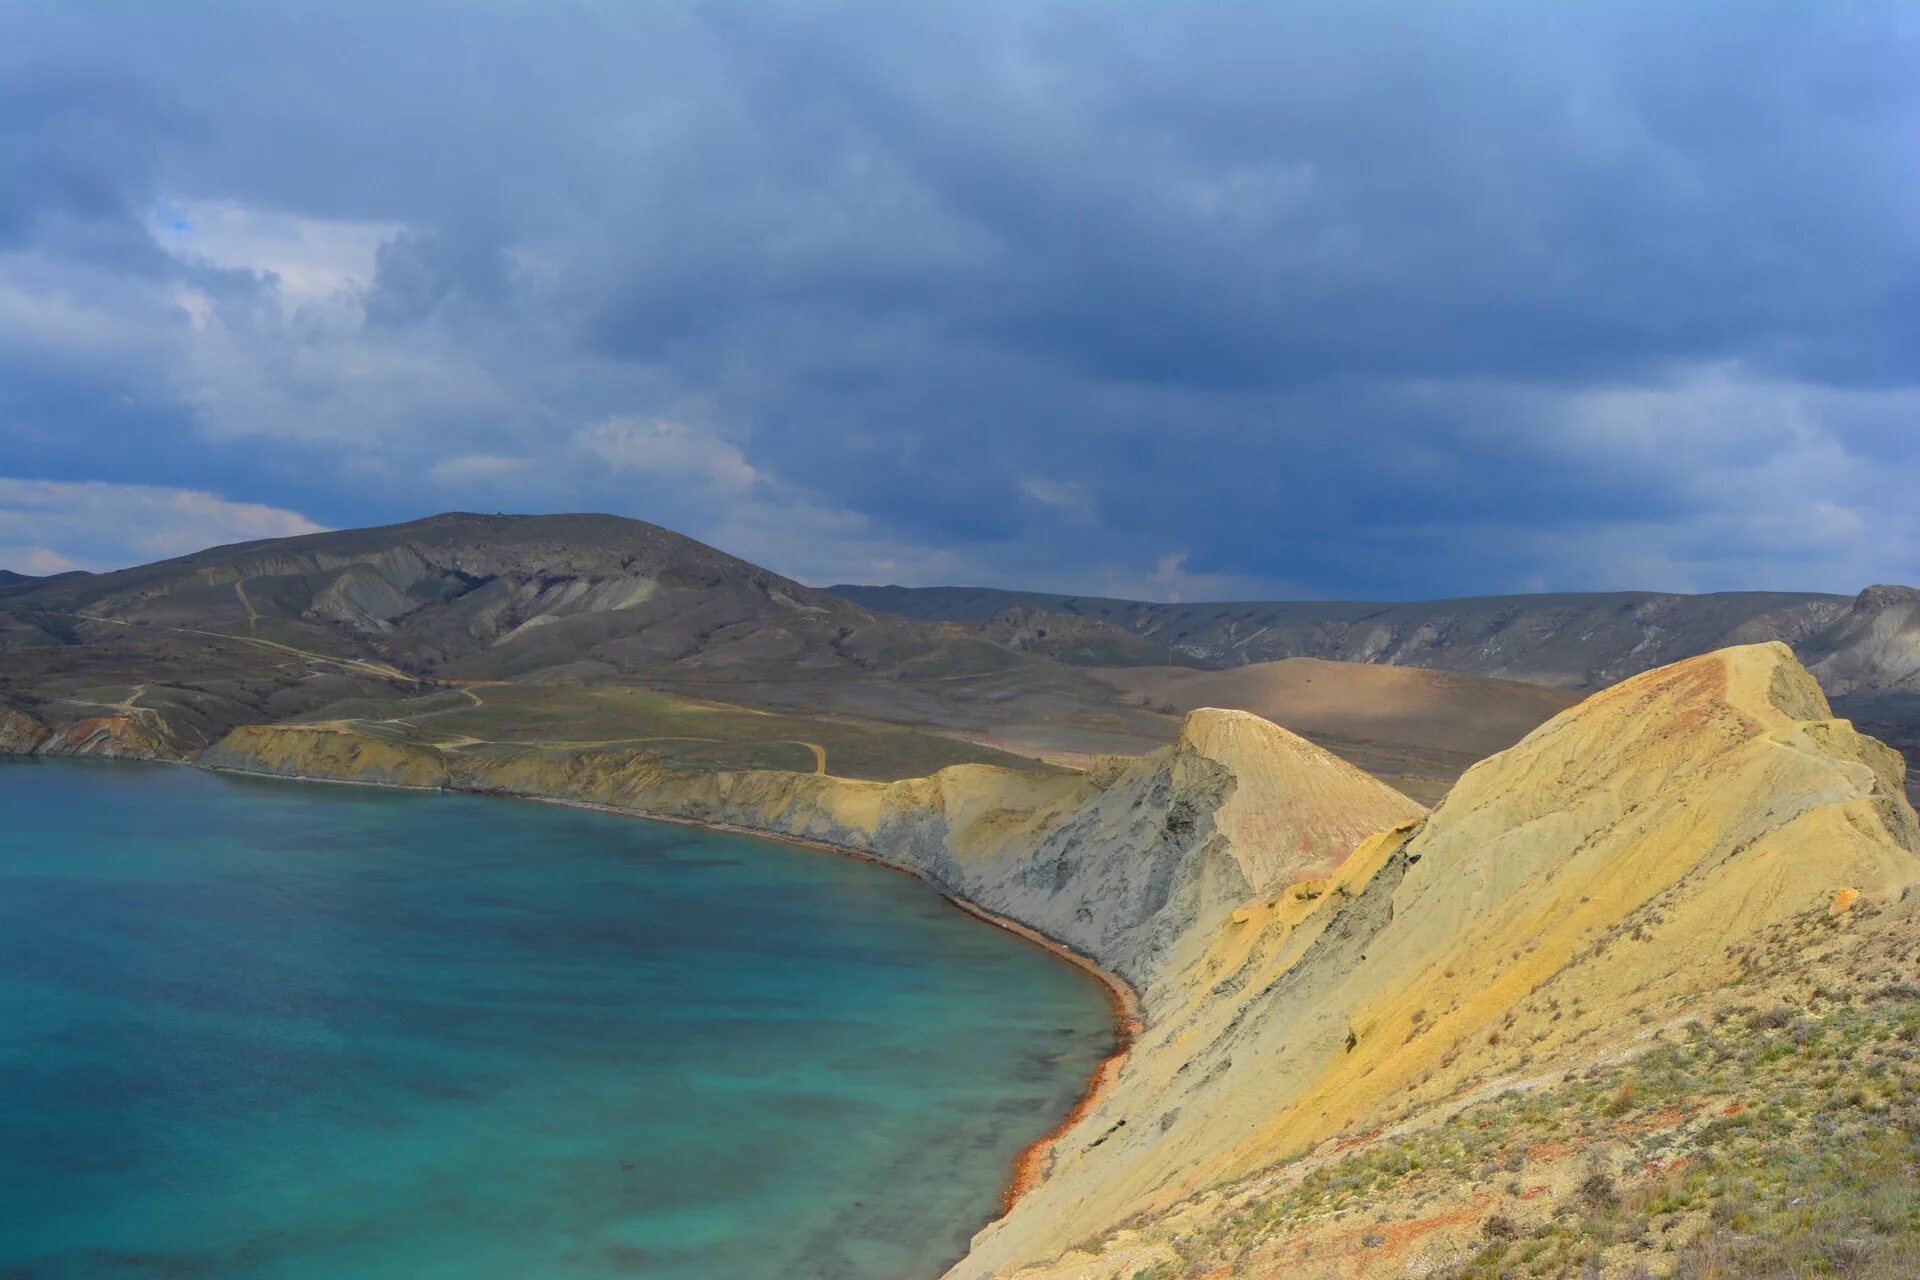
[0,705,48,754]
[0,701,195,760]
[1803,583,1920,696]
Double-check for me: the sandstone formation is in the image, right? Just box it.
[0,700,192,760]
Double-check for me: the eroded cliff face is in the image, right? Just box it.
[0,703,195,760]
[1804,583,1920,696]
[190,702,1426,1275]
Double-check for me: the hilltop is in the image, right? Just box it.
[1,512,1020,682]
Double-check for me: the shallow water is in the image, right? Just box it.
[0,760,1112,1279]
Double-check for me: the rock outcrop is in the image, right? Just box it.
[0,705,48,754]
[0,701,193,760]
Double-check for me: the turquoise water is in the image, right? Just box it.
[0,760,1112,1280]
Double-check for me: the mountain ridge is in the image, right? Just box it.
[829,581,1873,688]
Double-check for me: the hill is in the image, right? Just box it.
[836,580,1920,798]
[0,513,1043,765]
[3,512,1022,682]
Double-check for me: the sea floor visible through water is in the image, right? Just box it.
[0,759,1114,1280]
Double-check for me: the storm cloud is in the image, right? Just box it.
[3,1,1917,596]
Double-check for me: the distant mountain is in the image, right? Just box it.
[830,581,1919,691]
[2,512,1021,683]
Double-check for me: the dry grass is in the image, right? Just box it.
[1081,906,1920,1280]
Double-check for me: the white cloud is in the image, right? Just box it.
[1018,477,1094,518]
[428,453,536,484]
[0,479,327,572]
[150,198,400,308]
[574,416,759,494]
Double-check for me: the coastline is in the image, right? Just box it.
[190,760,1142,1239]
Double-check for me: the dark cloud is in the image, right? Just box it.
[1,1,1917,596]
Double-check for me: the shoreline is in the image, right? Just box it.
[189,759,1142,1234]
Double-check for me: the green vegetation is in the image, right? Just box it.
[295,682,1052,781]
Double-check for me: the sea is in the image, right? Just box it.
[0,759,1112,1279]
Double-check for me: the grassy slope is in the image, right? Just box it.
[1058,901,1920,1280]
[289,682,1048,782]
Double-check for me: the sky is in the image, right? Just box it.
[3,2,1918,600]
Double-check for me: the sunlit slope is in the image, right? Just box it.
[1093,657,1577,762]
[1093,656,1580,800]
[961,642,1919,1278]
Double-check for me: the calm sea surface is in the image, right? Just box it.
[0,760,1112,1279]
